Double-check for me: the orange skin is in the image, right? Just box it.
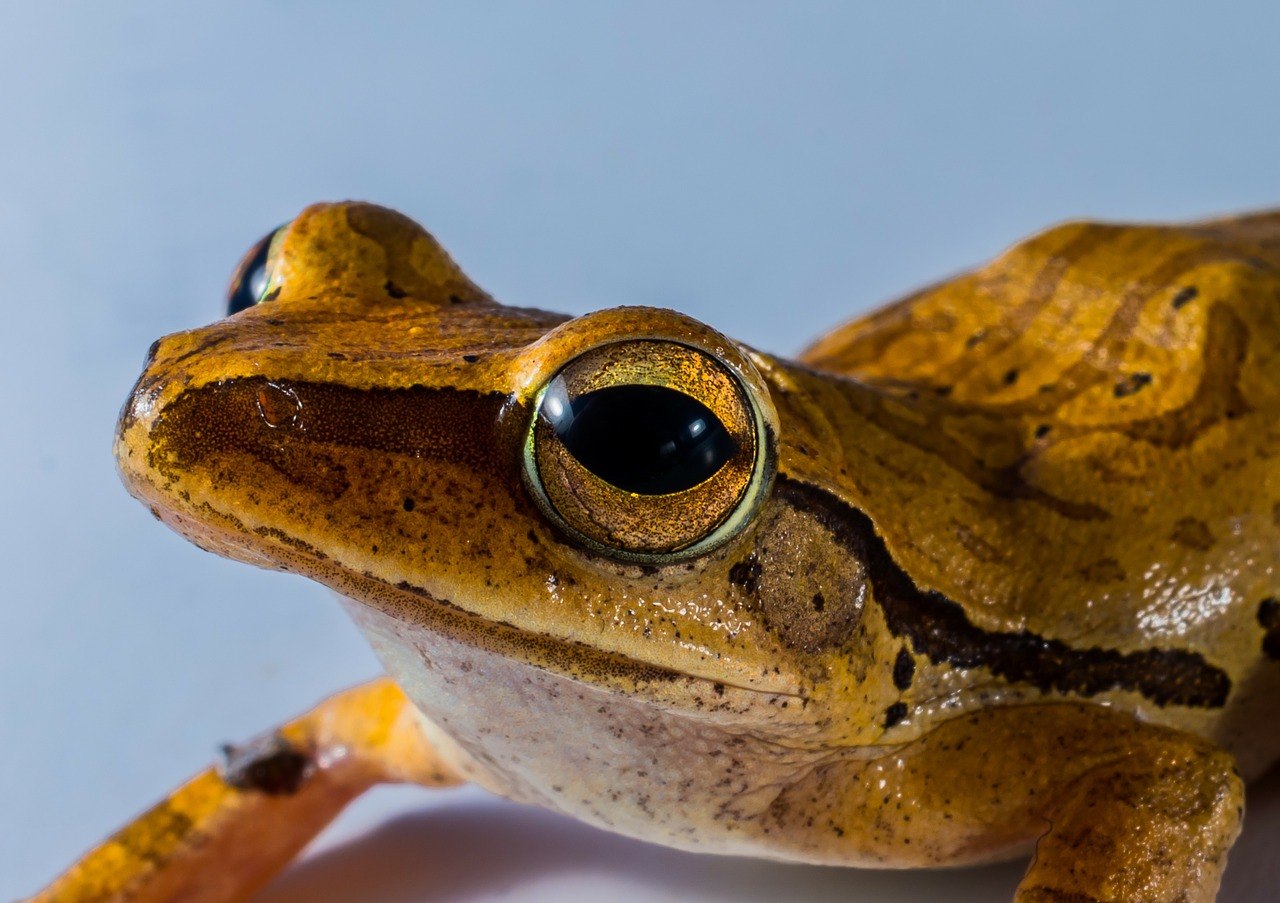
[26,203,1280,902]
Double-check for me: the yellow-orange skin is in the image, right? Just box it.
[29,203,1280,902]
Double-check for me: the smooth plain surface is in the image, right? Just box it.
[3,3,1280,901]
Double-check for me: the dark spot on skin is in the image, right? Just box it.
[262,287,281,303]
[384,280,407,299]
[965,329,987,348]
[728,555,762,595]
[403,497,416,512]
[776,478,1232,709]
[1170,517,1215,551]
[449,294,464,305]
[1113,372,1153,398]
[812,592,825,613]
[1034,424,1052,439]
[463,354,481,363]
[1172,286,1199,309]
[327,352,348,360]
[1002,368,1019,386]
[713,683,725,696]
[145,339,161,365]
[221,734,312,796]
[884,702,908,728]
[892,647,916,690]
[1079,558,1126,583]
[1257,598,1280,660]
[933,385,952,397]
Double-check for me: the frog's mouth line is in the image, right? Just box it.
[140,483,807,711]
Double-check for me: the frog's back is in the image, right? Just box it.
[791,211,1280,773]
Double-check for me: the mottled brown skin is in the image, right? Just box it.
[28,202,1280,902]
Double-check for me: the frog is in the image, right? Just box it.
[26,201,1280,903]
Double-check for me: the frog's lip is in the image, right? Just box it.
[117,446,805,706]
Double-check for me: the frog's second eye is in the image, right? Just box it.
[226,225,287,316]
[524,340,773,560]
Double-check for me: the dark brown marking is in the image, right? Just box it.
[221,734,312,796]
[1113,372,1152,398]
[1034,424,1052,439]
[384,280,407,299]
[892,647,915,690]
[1079,558,1126,583]
[883,702,908,728]
[463,354,481,363]
[1172,285,1199,309]
[777,478,1231,708]
[151,380,512,478]
[1170,517,1215,551]
[403,497,416,512]
[1258,598,1280,661]
[1002,368,1020,386]
[728,555,762,595]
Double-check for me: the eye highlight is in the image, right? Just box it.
[226,224,288,316]
[524,339,774,560]
[541,382,739,496]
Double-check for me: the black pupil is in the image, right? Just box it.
[226,230,276,316]
[543,382,739,495]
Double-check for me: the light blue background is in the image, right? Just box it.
[3,3,1278,901]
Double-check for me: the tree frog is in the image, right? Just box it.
[27,202,1280,903]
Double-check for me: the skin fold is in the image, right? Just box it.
[27,202,1280,902]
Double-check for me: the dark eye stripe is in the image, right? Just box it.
[542,382,738,495]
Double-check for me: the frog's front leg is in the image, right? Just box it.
[24,678,463,903]
[1016,736,1243,903]
[767,702,1243,903]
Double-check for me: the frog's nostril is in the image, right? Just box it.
[256,382,301,428]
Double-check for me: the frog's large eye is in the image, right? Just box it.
[226,225,288,316]
[524,340,774,560]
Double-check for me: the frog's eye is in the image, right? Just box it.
[524,340,774,560]
[226,225,288,316]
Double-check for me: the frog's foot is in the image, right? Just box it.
[1014,734,1243,903]
[23,677,463,903]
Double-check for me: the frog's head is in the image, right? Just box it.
[117,202,894,744]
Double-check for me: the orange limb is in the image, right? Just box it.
[23,678,463,903]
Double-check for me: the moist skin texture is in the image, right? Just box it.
[35,202,1280,903]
